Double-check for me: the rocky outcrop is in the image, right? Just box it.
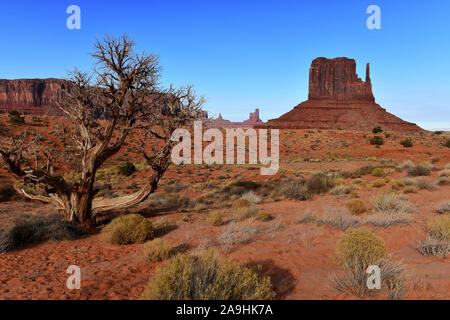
[258,57,422,132]
[206,108,264,128]
[0,79,71,116]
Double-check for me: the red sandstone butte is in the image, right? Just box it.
[257,57,422,132]
[0,78,71,116]
[206,108,264,128]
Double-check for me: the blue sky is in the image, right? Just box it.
[0,0,449,129]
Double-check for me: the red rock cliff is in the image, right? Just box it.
[0,79,71,116]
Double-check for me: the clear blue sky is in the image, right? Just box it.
[1,0,449,129]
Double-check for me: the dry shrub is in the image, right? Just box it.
[235,206,259,220]
[143,238,173,262]
[306,173,335,195]
[232,199,251,210]
[413,177,436,191]
[241,191,261,204]
[403,185,417,194]
[206,211,224,226]
[337,228,387,268]
[371,168,385,177]
[435,200,450,214]
[278,178,310,201]
[372,179,386,188]
[418,217,450,257]
[365,212,413,228]
[255,210,271,222]
[330,185,351,196]
[390,179,404,190]
[398,160,414,171]
[438,177,449,186]
[217,222,261,251]
[373,191,407,213]
[439,169,450,177]
[428,216,450,241]
[0,214,86,254]
[141,249,275,300]
[407,164,431,177]
[101,214,154,245]
[316,207,360,230]
[346,200,367,215]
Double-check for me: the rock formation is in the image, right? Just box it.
[206,108,264,128]
[258,57,422,132]
[0,79,71,116]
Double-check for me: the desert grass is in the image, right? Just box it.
[316,207,361,230]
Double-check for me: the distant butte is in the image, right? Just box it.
[206,108,264,128]
[257,57,422,132]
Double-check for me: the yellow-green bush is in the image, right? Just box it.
[143,238,173,262]
[235,206,258,220]
[206,211,224,226]
[428,216,450,241]
[141,249,276,300]
[390,179,404,190]
[255,210,271,222]
[337,228,387,268]
[371,168,385,177]
[403,185,418,194]
[372,179,386,188]
[345,199,367,215]
[232,199,252,210]
[101,214,154,245]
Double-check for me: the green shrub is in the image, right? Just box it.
[206,211,224,226]
[370,136,384,145]
[101,214,154,245]
[141,249,275,300]
[407,164,431,177]
[345,200,367,215]
[119,162,136,176]
[337,228,387,268]
[400,139,413,148]
[306,173,335,195]
[371,168,385,177]
[0,214,86,254]
[143,238,173,262]
[0,181,17,202]
[372,126,383,134]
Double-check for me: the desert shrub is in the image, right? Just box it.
[0,214,86,254]
[306,173,335,195]
[370,136,384,145]
[222,180,260,196]
[445,140,450,148]
[372,179,386,188]
[232,198,251,210]
[435,200,450,214]
[234,206,258,220]
[341,165,376,179]
[316,207,360,230]
[373,191,405,213]
[371,168,385,177]
[143,238,173,262]
[372,126,383,134]
[101,214,154,245]
[398,160,414,171]
[428,216,450,241]
[119,162,136,177]
[206,211,224,226]
[8,110,25,125]
[346,200,367,215]
[365,212,413,228]
[438,177,449,186]
[413,177,436,191]
[390,179,404,190]
[407,164,431,177]
[439,169,450,177]
[330,185,351,195]
[400,139,413,148]
[337,228,387,268]
[141,249,275,300]
[403,185,417,194]
[255,210,271,222]
[0,181,17,202]
[241,191,261,204]
[163,183,185,193]
[278,178,310,201]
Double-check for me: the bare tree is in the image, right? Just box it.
[0,35,203,226]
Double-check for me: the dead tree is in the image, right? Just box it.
[0,35,169,226]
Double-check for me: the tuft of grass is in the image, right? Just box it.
[435,200,450,214]
[231,199,252,210]
[255,210,271,222]
[0,214,86,254]
[101,214,154,245]
[206,211,224,226]
[403,185,418,194]
[143,238,173,262]
[141,249,276,300]
[372,179,386,188]
[241,191,261,204]
[330,185,351,196]
[316,207,360,230]
[234,206,259,221]
[407,164,431,177]
[365,212,413,228]
[373,191,407,213]
[278,178,310,201]
[345,200,367,215]
[413,177,436,191]
[306,173,335,195]
[418,217,450,257]
[371,168,385,177]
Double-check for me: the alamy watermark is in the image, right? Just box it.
[66,5,81,30]
[171,121,279,175]
[366,5,381,30]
